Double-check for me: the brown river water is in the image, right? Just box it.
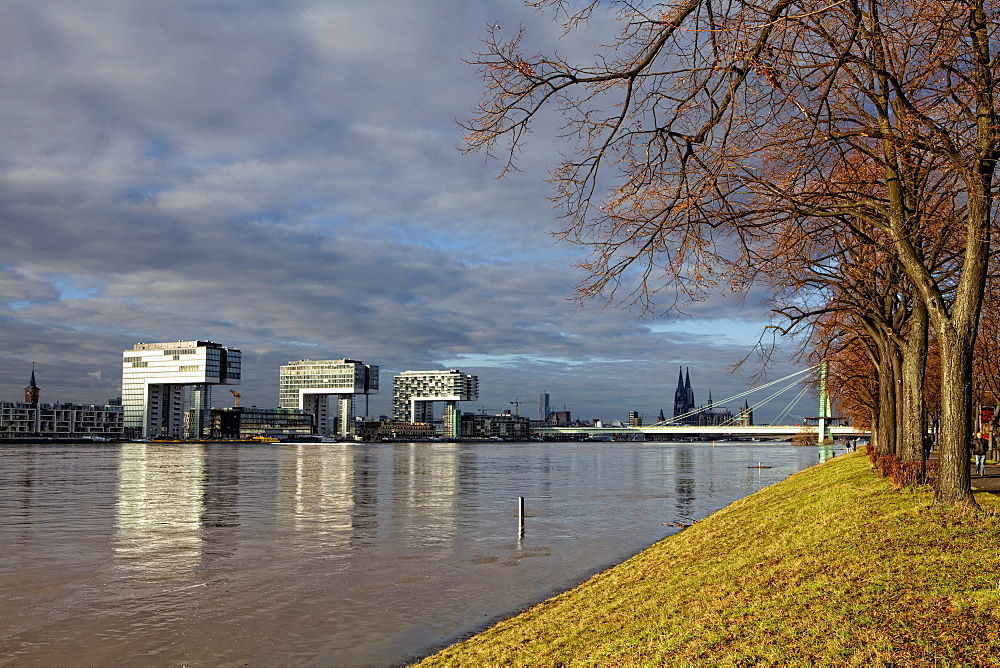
[0,440,823,666]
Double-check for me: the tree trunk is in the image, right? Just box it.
[934,332,976,506]
[874,341,897,456]
[900,300,929,464]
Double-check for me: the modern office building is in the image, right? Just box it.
[122,341,241,439]
[461,412,530,440]
[539,392,550,421]
[279,359,378,439]
[210,406,313,440]
[392,370,478,438]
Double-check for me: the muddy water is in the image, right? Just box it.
[1,441,820,665]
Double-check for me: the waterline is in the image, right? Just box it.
[1,440,822,665]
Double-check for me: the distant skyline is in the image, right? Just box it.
[0,1,810,424]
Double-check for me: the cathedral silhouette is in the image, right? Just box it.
[671,367,752,426]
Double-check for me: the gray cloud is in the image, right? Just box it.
[0,1,806,424]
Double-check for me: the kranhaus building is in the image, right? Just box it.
[279,359,378,439]
[392,370,478,438]
[122,341,241,439]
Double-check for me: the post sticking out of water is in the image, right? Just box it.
[518,496,525,534]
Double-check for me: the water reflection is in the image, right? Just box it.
[277,444,354,550]
[114,443,206,579]
[202,443,240,563]
[675,446,696,518]
[2,440,825,666]
[350,445,379,546]
[391,444,461,548]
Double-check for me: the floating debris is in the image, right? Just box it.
[663,519,699,528]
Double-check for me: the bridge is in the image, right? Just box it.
[532,424,869,440]
[532,362,868,443]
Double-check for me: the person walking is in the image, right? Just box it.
[972,434,989,477]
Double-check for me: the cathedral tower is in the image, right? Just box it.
[673,367,695,423]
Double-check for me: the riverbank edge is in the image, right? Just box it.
[417,450,1000,665]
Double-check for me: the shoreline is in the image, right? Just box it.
[416,451,1000,665]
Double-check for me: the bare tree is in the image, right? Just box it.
[466,0,999,506]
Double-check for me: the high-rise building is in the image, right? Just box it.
[279,359,378,438]
[122,341,241,439]
[392,370,478,438]
[539,392,550,420]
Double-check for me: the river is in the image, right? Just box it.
[0,440,826,665]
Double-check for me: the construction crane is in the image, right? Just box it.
[510,398,522,415]
[230,389,240,407]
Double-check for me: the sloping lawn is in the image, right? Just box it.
[418,451,1000,665]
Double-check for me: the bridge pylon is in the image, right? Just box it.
[817,361,833,445]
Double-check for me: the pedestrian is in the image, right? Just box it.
[923,434,933,460]
[972,434,988,476]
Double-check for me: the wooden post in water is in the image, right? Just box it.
[518,496,525,533]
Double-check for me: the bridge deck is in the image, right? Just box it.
[533,425,867,438]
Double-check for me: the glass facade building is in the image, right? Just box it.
[122,341,241,439]
[210,407,313,440]
[278,359,378,439]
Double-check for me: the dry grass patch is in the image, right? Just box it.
[417,451,1000,666]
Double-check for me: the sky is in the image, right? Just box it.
[0,0,814,425]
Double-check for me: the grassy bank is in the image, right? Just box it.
[418,451,1000,665]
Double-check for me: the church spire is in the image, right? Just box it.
[24,363,40,404]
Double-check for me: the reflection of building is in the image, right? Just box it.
[115,443,206,577]
[279,359,378,439]
[276,444,355,544]
[392,370,478,438]
[0,368,122,439]
[461,412,530,440]
[122,341,241,439]
[210,407,313,440]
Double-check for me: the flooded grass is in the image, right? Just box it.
[418,451,1000,665]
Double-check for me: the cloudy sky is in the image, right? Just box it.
[0,0,811,424]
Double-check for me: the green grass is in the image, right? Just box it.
[417,451,1000,666]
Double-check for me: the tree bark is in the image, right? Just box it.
[900,299,929,464]
[874,338,898,457]
[935,333,976,505]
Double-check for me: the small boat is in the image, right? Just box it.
[251,435,279,443]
